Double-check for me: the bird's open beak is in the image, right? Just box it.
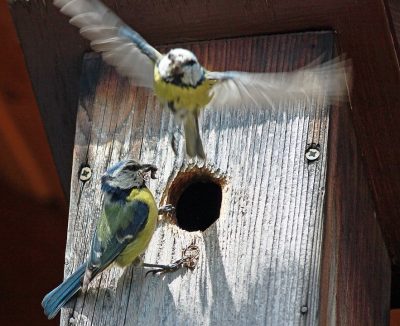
[140,164,158,179]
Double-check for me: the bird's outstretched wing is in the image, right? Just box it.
[83,198,149,288]
[54,0,162,88]
[206,56,352,109]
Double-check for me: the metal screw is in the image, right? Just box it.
[300,306,308,314]
[305,143,320,162]
[79,166,92,182]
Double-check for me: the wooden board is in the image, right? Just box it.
[59,32,334,325]
[9,0,400,269]
[320,97,391,325]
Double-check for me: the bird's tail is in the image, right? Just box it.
[42,263,87,320]
[183,110,206,159]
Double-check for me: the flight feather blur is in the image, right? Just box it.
[54,0,161,88]
[54,0,351,158]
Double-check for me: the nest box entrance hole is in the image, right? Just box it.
[167,169,224,232]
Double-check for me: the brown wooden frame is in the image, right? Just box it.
[9,0,400,264]
[9,0,400,317]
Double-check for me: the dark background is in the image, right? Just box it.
[0,3,68,325]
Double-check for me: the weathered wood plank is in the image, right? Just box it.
[9,0,400,269]
[60,32,336,325]
[320,98,391,325]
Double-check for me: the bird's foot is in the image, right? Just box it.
[158,204,175,216]
[144,242,200,276]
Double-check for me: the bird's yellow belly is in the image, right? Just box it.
[153,67,215,111]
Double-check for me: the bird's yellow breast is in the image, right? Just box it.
[153,66,216,111]
[115,187,158,267]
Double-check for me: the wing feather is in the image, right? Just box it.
[206,56,352,109]
[54,0,162,89]
[88,199,149,274]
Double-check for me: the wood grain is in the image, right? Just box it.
[320,98,391,325]
[9,0,400,269]
[60,32,335,325]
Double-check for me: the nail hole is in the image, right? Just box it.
[166,169,224,232]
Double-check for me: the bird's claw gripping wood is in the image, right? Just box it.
[144,242,200,276]
[158,204,175,216]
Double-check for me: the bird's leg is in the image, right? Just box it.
[143,241,200,276]
[143,261,182,275]
[167,102,185,156]
[171,131,179,156]
[171,125,184,156]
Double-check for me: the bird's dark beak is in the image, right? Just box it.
[140,164,158,179]
[171,65,182,75]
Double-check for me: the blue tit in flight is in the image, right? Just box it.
[54,0,350,159]
[42,160,171,319]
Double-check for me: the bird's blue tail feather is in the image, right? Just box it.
[42,263,87,319]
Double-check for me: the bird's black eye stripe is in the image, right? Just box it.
[126,165,140,171]
[184,59,196,66]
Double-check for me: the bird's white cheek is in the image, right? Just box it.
[158,58,171,77]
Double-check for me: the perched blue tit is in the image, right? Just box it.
[54,0,350,159]
[42,159,159,319]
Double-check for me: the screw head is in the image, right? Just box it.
[305,143,321,162]
[79,166,92,182]
[300,306,308,314]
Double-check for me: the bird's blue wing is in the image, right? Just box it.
[42,195,150,319]
[54,0,162,88]
[87,198,149,276]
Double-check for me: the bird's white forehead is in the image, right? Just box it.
[168,48,198,61]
